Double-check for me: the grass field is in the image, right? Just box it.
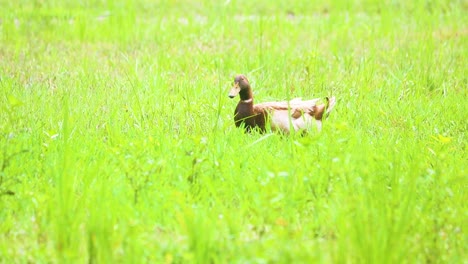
[0,0,467,263]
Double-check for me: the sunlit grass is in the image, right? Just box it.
[0,0,466,263]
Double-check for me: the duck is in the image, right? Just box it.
[228,74,336,134]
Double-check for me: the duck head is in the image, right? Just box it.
[228,74,251,99]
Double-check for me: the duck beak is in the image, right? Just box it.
[228,82,240,98]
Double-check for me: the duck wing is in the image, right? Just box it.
[253,98,322,117]
[253,98,327,133]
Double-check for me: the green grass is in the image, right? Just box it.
[0,0,466,263]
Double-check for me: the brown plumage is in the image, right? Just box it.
[228,74,336,134]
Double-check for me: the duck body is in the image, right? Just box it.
[229,74,336,134]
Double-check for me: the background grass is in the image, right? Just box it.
[0,0,466,263]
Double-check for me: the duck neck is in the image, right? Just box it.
[236,86,254,118]
[239,86,253,102]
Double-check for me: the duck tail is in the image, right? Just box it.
[324,96,336,118]
[311,97,335,132]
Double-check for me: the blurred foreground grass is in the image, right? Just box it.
[0,0,466,263]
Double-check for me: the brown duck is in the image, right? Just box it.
[228,74,336,134]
